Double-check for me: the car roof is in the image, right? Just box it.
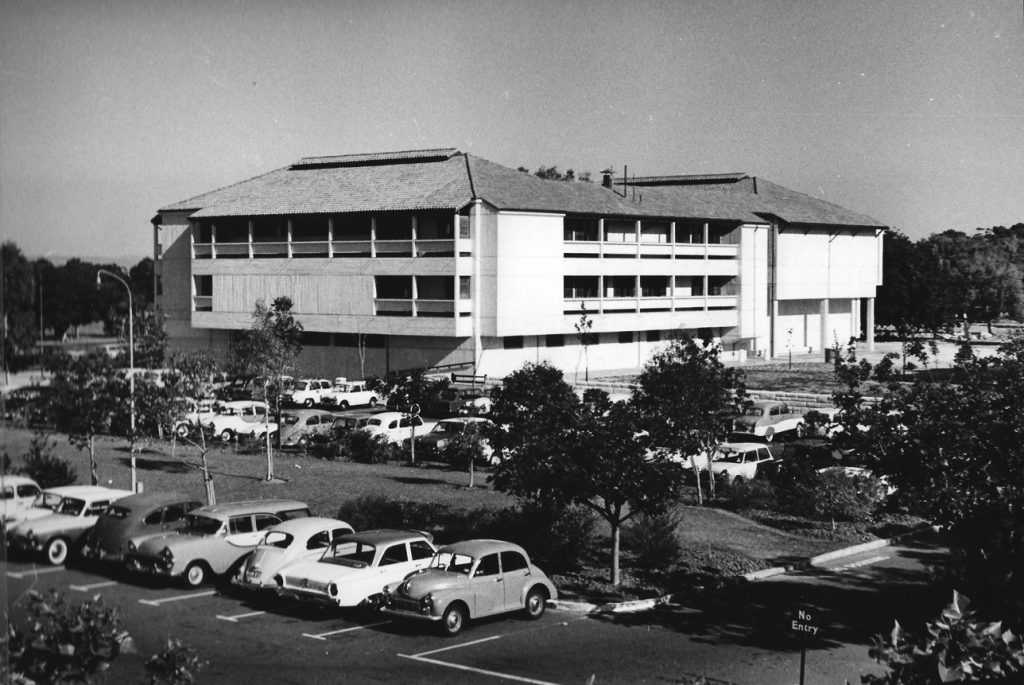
[718,442,773,451]
[191,499,308,518]
[287,408,336,418]
[440,539,527,558]
[1,475,39,487]
[266,516,352,535]
[42,485,121,496]
[438,416,489,424]
[366,412,408,420]
[335,528,428,545]
[107,491,197,512]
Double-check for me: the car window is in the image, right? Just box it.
[163,502,196,523]
[184,514,223,535]
[332,526,354,540]
[85,501,109,516]
[1,486,13,499]
[18,484,41,497]
[143,509,163,525]
[57,497,87,516]
[399,418,410,428]
[279,508,310,521]
[306,416,319,426]
[410,540,434,560]
[307,530,331,550]
[475,553,500,577]
[324,541,376,566]
[262,531,293,548]
[501,551,529,572]
[254,513,281,530]
[379,543,409,566]
[229,515,255,534]
[743,407,764,417]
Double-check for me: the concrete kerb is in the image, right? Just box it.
[548,594,673,615]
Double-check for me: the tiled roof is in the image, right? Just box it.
[159,148,885,228]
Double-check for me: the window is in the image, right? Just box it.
[307,531,331,550]
[475,554,500,577]
[291,215,328,242]
[503,336,524,349]
[280,507,311,520]
[194,275,212,297]
[647,330,660,342]
[17,484,39,498]
[302,332,332,346]
[546,334,564,347]
[563,276,598,299]
[416,276,454,300]
[640,276,668,297]
[164,502,197,523]
[375,213,411,240]
[458,214,471,239]
[675,275,704,297]
[675,221,704,244]
[251,217,288,243]
[500,551,528,572]
[459,276,471,300]
[604,276,636,298]
[216,218,249,243]
[707,222,739,244]
[415,212,453,239]
[144,510,163,526]
[708,276,735,296]
[640,221,669,243]
[564,217,599,241]
[618,331,633,344]
[336,333,385,348]
[229,516,254,534]
[604,219,635,242]
[410,540,435,560]
[254,514,281,530]
[195,222,213,243]
[380,544,409,566]
[375,276,412,299]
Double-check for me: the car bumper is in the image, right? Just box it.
[382,597,441,621]
[8,535,43,553]
[80,544,125,563]
[277,587,335,605]
[125,554,177,577]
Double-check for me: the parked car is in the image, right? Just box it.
[80,491,203,564]
[358,412,433,445]
[276,529,436,608]
[7,486,133,565]
[307,412,379,448]
[321,380,380,410]
[172,397,218,438]
[710,442,779,485]
[425,387,477,417]
[731,400,805,441]
[0,475,42,525]
[289,379,333,407]
[218,376,259,402]
[125,499,311,586]
[280,410,340,449]
[209,400,277,442]
[406,417,495,464]
[233,516,354,591]
[3,485,103,528]
[382,539,558,636]
[456,392,493,416]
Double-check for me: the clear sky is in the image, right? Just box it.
[2,0,1022,262]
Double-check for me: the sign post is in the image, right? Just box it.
[791,607,820,685]
[408,403,421,465]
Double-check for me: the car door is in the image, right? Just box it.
[162,501,201,532]
[500,551,532,612]
[226,514,263,548]
[469,553,504,617]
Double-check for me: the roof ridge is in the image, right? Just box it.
[158,165,291,213]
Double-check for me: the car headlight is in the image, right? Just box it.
[328,582,339,597]
[160,547,174,563]
[25,530,35,543]
[420,593,434,613]
[436,440,447,449]
[127,541,137,554]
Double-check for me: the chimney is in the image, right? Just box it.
[601,168,614,189]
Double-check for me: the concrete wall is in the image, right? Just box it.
[774,298,857,352]
[775,228,881,300]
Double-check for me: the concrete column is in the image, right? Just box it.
[769,299,779,359]
[819,298,830,354]
[866,297,875,351]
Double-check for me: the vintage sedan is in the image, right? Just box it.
[406,417,495,464]
[80,491,203,564]
[276,529,436,608]
[358,412,434,445]
[125,499,310,586]
[382,539,557,636]
[711,442,778,485]
[209,400,278,442]
[3,485,103,529]
[731,400,805,441]
[7,486,133,565]
[234,516,354,591]
[0,475,41,525]
[280,410,339,449]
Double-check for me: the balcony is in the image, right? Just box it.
[331,240,372,257]
[193,295,213,311]
[291,241,330,257]
[414,239,455,257]
[373,298,462,317]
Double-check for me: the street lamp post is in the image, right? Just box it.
[96,269,136,493]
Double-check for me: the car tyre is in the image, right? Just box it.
[339,400,350,410]
[303,398,314,408]
[184,561,209,587]
[763,428,775,442]
[45,537,70,566]
[368,397,378,408]
[440,602,467,637]
[795,422,805,438]
[175,423,190,439]
[219,429,234,443]
[524,587,547,619]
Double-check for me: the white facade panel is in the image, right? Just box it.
[493,212,564,336]
[776,229,881,300]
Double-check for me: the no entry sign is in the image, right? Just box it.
[792,608,820,636]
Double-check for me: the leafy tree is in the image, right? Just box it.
[158,351,220,504]
[229,296,303,480]
[19,432,77,488]
[631,334,746,504]
[439,420,489,488]
[134,309,168,370]
[144,638,205,685]
[574,303,597,383]
[367,368,449,412]
[129,257,155,308]
[489,363,685,585]
[832,336,1024,618]
[49,354,122,486]
[1,241,40,372]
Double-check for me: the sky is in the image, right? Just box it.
[1,0,1022,263]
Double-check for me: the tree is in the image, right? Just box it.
[129,257,155,308]
[574,302,597,383]
[1,242,39,373]
[229,296,303,481]
[631,334,746,504]
[831,336,1024,619]
[489,363,685,585]
[367,368,449,413]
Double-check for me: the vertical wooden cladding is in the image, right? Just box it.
[213,273,373,316]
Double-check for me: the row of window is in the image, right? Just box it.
[503,328,718,349]
[195,211,467,244]
[193,276,472,307]
[563,217,737,244]
[563,275,736,298]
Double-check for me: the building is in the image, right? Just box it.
[152,148,884,379]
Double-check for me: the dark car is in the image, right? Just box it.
[80,491,203,564]
[424,387,478,417]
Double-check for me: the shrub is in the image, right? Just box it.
[815,470,880,524]
[718,478,778,512]
[336,493,449,534]
[470,504,598,573]
[20,432,77,488]
[863,591,1024,684]
[771,459,821,517]
[145,638,205,685]
[622,510,686,570]
[438,426,490,468]
[308,436,353,461]
[348,431,399,464]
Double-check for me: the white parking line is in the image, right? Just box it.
[398,654,561,685]
[6,566,64,579]
[302,620,391,640]
[70,581,118,592]
[216,610,267,622]
[138,590,217,606]
[411,634,503,657]
[833,555,890,572]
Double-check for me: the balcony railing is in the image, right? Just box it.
[415,299,456,315]
[193,243,213,259]
[251,242,289,257]
[331,240,371,257]
[193,295,213,311]
[215,243,249,258]
[415,239,455,257]
[374,240,413,257]
[291,241,330,257]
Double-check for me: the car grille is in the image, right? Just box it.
[389,598,421,613]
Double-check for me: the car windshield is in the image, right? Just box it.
[367,418,383,427]
[282,414,299,425]
[320,540,376,567]
[717,451,747,464]
[104,505,131,520]
[742,407,764,417]
[57,497,86,516]
[33,492,64,510]
[260,531,294,549]
[430,551,475,574]
[183,514,223,535]
[433,422,464,435]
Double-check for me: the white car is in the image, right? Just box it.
[711,442,778,485]
[3,484,103,528]
[289,379,333,407]
[321,381,380,410]
[234,516,355,590]
[276,529,437,608]
[173,397,218,438]
[280,410,341,448]
[209,400,278,442]
[8,486,133,565]
[358,412,434,445]
[1,475,42,525]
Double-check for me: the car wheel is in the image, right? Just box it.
[440,602,467,636]
[795,422,806,438]
[175,423,189,439]
[304,398,314,408]
[297,436,308,448]
[763,428,775,442]
[732,476,744,486]
[524,587,547,619]
[184,561,209,587]
[339,400,350,410]
[45,537,70,566]
[368,397,378,408]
